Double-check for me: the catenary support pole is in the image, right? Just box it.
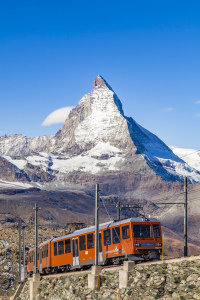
[23,228,25,278]
[34,203,39,273]
[19,219,22,282]
[162,233,164,261]
[117,201,121,221]
[184,177,188,257]
[95,184,100,266]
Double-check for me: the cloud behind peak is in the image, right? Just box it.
[42,106,74,126]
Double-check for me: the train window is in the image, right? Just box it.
[65,239,71,253]
[103,229,111,246]
[54,242,57,256]
[79,235,86,251]
[153,225,160,237]
[58,241,64,255]
[122,225,130,239]
[45,245,48,258]
[112,227,120,244]
[133,225,151,238]
[87,233,94,249]
[99,233,102,252]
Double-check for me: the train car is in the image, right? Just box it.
[37,239,52,273]
[27,217,162,275]
[27,239,52,275]
[27,248,35,273]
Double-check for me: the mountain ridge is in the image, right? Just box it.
[0,75,200,190]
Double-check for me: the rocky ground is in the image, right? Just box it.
[0,226,76,297]
[18,259,200,299]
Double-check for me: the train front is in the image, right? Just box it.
[130,217,162,261]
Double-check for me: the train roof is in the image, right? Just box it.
[52,217,160,242]
[29,238,52,251]
[29,217,160,250]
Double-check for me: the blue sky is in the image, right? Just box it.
[0,0,200,149]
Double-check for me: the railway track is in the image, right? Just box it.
[40,265,123,279]
[38,255,200,279]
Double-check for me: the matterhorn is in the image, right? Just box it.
[0,75,200,194]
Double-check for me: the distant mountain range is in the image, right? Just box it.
[0,75,200,194]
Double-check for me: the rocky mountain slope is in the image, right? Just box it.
[0,75,200,195]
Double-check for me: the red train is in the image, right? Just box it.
[27,217,162,275]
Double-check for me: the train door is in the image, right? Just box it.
[72,238,79,267]
[39,248,42,273]
[99,232,103,263]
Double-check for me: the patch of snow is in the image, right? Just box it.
[51,152,124,175]
[86,142,121,157]
[0,240,9,247]
[3,155,26,170]
[170,146,200,173]
[26,155,49,171]
[0,180,33,190]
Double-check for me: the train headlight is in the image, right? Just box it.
[135,243,141,247]
[155,243,162,247]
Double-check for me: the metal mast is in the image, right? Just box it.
[34,203,39,273]
[23,228,26,274]
[184,177,188,256]
[95,184,100,266]
[19,219,22,282]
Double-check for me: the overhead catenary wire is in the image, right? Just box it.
[100,197,132,255]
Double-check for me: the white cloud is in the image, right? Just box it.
[42,106,74,126]
[163,108,174,112]
[195,113,200,117]
[195,101,200,104]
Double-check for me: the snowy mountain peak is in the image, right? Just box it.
[92,75,124,115]
[93,75,112,91]
[1,76,200,186]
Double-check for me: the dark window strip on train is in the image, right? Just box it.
[54,242,57,256]
[103,229,111,246]
[58,241,64,255]
[112,227,121,244]
[133,225,151,238]
[79,235,86,251]
[87,233,94,249]
[122,225,130,239]
[65,239,71,253]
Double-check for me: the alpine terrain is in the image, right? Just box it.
[0,75,200,250]
[0,75,200,192]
